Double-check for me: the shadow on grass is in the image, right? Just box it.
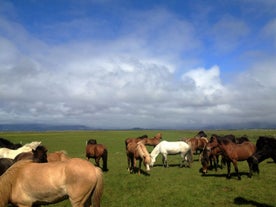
[151,163,191,168]
[234,197,274,207]
[200,170,255,180]
[129,168,151,176]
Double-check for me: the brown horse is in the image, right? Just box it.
[145,132,162,147]
[86,142,108,172]
[126,141,151,175]
[124,134,148,149]
[0,158,103,207]
[184,137,208,155]
[47,150,70,162]
[14,145,48,163]
[205,137,257,179]
[0,145,48,176]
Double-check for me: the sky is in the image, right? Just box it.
[0,0,276,129]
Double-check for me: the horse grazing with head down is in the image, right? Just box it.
[203,137,258,180]
[150,141,193,168]
[126,141,151,175]
[86,140,108,172]
[0,158,103,207]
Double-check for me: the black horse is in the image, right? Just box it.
[252,136,276,163]
[0,137,22,149]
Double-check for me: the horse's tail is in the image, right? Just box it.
[102,148,108,172]
[90,167,103,207]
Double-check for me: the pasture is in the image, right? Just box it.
[1,129,275,207]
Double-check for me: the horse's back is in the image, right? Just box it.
[8,158,103,206]
[159,141,190,153]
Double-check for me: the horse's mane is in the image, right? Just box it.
[136,142,151,164]
[217,138,232,145]
[138,135,148,139]
[24,141,41,149]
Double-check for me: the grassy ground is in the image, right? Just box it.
[1,129,275,207]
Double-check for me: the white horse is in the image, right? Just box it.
[0,141,41,159]
[150,141,193,168]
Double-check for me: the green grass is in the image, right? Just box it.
[1,129,275,207]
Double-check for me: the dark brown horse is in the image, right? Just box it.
[251,136,276,163]
[204,137,257,179]
[0,145,48,176]
[86,141,108,172]
[14,145,48,163]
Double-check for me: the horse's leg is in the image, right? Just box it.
[226,160,231,179]
[138,159,141,175]
[180,153,184,168]
[95,157,100,167]
[162,154,168,167]
[247,159,253,178]
[232,160,241,180]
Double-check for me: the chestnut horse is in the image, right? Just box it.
[0,158,103,207]
[126,141,151,175]
[47,150,70,162]
[86,142,108,172]
[184,137,208,155]
[124,134,148,149]
[204,137,257,179]
[145,133,162,147]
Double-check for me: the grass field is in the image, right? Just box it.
[1,129,275,207]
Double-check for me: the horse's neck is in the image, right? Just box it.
[150,145,160,158]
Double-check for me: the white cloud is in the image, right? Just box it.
[0,3,276,129]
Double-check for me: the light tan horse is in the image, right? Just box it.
[126,141,151,175]
[47,150,70,162]
[0,158,103,207]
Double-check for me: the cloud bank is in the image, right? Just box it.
[0,1,276,129]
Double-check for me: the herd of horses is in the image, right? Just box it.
[0,131,275,207]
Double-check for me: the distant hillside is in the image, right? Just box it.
[0,124,91,131]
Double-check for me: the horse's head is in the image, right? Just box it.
[155,133,162,140]
[32,145,48,163]
[149,155,155,167]
[201,147,211,174]
[143,155,151,171]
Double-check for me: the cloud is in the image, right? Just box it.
[0,3,276,129]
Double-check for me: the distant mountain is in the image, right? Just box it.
[0,124,91,131]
